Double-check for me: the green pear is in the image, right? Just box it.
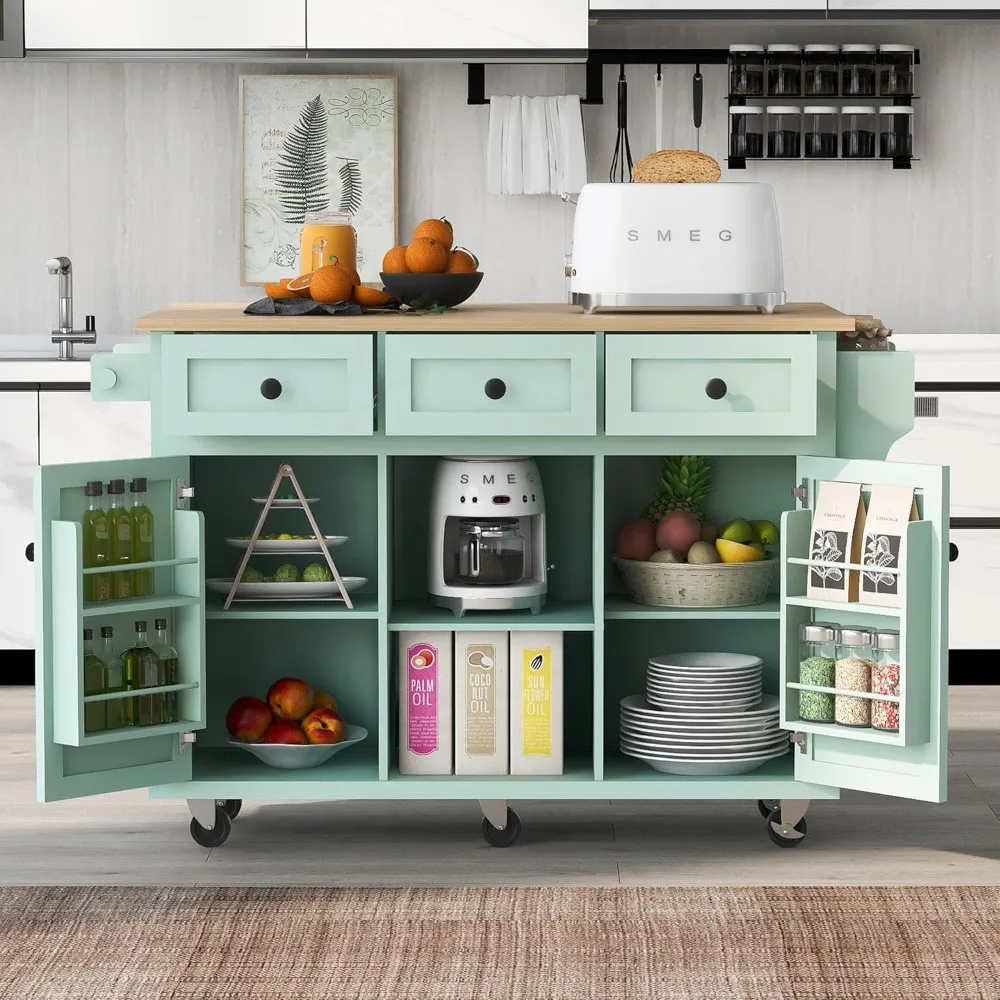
[719,518,754,544]
[750,520,780,545]
[748,541,767,556]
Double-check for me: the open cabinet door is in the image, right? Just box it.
[781,455,949,803]
[35,455,205,802]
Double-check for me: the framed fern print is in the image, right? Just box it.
[240,75,397,285]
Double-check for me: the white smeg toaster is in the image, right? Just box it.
[570,182,785,313]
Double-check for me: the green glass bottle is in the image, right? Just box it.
[107,480,134,601]
[82,628,106,734]
[130,478,155,597]
[99,626,125,731]
[152,618,179,724]
[122,621,160,727]
[81,481,111,603]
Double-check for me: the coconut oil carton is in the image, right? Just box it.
[509,631,563,776]
[454,632,509,775]
[398,631,453,775]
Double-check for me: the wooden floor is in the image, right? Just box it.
[2,686,998,886]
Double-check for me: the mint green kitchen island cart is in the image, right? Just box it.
[33,303,948,849]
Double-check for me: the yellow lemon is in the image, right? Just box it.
[715,538,765,563]
[278,533,293,540]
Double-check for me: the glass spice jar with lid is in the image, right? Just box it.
[880,106,914,158]
[803,44,839,97]
[841,44,877,97]
[804,106,839,158]
[879,44,915,97]
[766,44,802,97]
[766,106,801,158]
[842,107,877,159]
[835,628,874,728]
[871,628,901,732]
[798,622,837,723]
[729,106,764,159]
[730,44,766,96]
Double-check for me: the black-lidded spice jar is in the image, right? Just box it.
[766,106,802,158]
[730,44,766,96]
[804,106,839,158]
[880,106,914,158]
[879,44,915,97]
[842,106,877,159]
[767,44,802,97]
[841,44,877,97]
[803,44,840,96]
[729,106,764,159]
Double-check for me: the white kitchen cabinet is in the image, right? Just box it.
[948,530,1000,650]
[307,0,589,54]
[38,393,151,465]
[829,0,1000,11]
[591,1,825,11]
[0,392,38,651]
[24,0,306,50]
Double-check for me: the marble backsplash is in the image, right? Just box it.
[2,21,1000,351]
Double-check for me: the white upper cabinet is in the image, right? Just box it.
[24,0,306,50]
[307,0,589,54]
[591,1,826,11]
[829,0,1000,9]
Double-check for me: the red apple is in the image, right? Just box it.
[313,690,338,711]
[225,696,272,742]
[615,519,657,561]
[301,706,347,745]
[260,720,309,745]
[267,677,315,721]
[655,511,702,555]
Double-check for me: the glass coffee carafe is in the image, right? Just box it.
[452,519,527,587]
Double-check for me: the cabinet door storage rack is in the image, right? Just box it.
[33,326,948,850]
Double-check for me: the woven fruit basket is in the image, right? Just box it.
[613,556,777,608]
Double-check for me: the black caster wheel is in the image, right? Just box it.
[221,799,242,820]
[190,806,232,848]
[766,807,807,848]
[757,799,779,820]
[481,808,522,848]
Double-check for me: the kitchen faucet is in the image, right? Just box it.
[46,256,96,360]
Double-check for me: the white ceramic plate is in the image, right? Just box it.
[646,669,762,684]
[646,679,761,694]
[620,734,789,755]
[621,747,790,777]
[646,692,761,709]
[619,741,788,762]
[227,725,367,769]
[621,693,780,719]
[649,652,763,671]
[252,497,320,508]
[620,708,779,729]
[225,536,348,554]
[208,577,368,600]
[619,719,782,740]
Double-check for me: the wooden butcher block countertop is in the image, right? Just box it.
[134,302,855,333]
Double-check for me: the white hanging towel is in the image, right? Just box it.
[505,95,525,195]
[556,95,588,197]
[487,95,509,196]
[522,96,551,195]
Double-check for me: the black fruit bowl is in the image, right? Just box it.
[379,271,483,310]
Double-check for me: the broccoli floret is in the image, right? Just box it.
[302,562,333,583]
[241,566,266,583]
[273,563,300,583]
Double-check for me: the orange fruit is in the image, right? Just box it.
[309,263,354,304]
[382,245,410,274]
[444,247,478,274]
[352,285,393,308]
[264,280,291,299]
[405,237,448,274]
[286,272,314,298]
[347,265,361,286]
[412,217,454,251]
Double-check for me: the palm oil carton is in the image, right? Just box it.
[398,631,453,775]
[509,631,563,776]
[454,632,509,775]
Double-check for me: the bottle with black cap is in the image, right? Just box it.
[82,629,106,734]
[129,477,154,597]
[99,626,125,730]
[107,479,134,600]
[152,618,179,724]
[82,481,111,603]
[122,621,160,727]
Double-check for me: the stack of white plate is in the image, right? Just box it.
[620,652,789,776]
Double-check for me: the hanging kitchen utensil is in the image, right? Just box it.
[610,63,633,182]
[693,63,704,152]
[654,64,664,154]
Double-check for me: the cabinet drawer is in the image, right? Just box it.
[384,334,597,437]
[159,334,373,437]
[948,530,1000,651]
[604,333,818,437]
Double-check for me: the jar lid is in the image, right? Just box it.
[804,44,840,54]
[766,106,802,115]
[766,44,802,54]
[841,106,877,115]
[838,628,873,646]
[879,106,914,115]
[729,106,764,115]
[730,44,765,53]
[803,106,839,115]
[800,623,836,642]
[879,44,915,53]
[874,628,900,650]
[841,44,877,54]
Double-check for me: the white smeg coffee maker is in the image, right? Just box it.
[428,457,547,617]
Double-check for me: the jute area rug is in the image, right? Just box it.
[1,886,997,1000]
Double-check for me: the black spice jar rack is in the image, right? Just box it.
[727,44,920,170]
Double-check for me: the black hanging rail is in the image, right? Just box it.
[466,48,729,106]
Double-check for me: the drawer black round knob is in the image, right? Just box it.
[25,543,33,563]
[705,378,728,400]
[260,378,282,400]
[949,542,959,563]
[484,378,507,400]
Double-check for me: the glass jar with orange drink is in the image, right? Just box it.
[299,211,357,278]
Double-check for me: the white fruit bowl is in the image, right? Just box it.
[227,724,368,769]
[614,556,776,608]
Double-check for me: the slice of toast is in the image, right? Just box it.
[632,149,722,183]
